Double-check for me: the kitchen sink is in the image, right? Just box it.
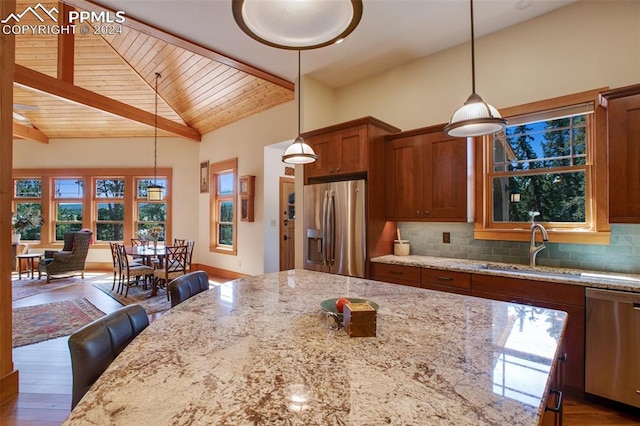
[477,263,640,283]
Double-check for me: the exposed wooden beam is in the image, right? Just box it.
[57,2,75,83]
[13,122,49,144]
[62,0,294,91]
[14,64,202,142]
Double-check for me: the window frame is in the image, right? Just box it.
[209,158,238,255]
[94,178,126,243]
[13,178,43,241]
[12,167,172,247]
[474,88,610,245]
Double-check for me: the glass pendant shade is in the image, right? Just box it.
[147,184,163,201]
[444,92,507,137]
[232,0,363,50]
[282,136,317,164]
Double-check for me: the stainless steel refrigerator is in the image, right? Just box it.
[303,179,366,277]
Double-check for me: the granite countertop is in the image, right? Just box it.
[65,269,566,425]
[371,255,640,293]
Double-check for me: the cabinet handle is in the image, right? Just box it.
[436,276,453,281]
[336,168,340,173]
[389,270,404,275]
[329,168,334,173]
[415,211,421,216]
[424,210,429,216]
[545,389,563,413]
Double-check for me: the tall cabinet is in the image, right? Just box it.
[600,84,640,223]
[385,124,469,221]
[302,117,400,274]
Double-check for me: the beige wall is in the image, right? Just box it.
[199,101,296,276]
[333,0,640,130]
[13,136,199,264]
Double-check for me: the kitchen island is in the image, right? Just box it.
[64,269,566,425]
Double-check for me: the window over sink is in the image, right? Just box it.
[475,89,610,244]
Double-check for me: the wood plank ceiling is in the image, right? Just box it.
[11,0,294,143]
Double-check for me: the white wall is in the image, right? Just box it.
[333,0,640,130]
[12,136,199,264]
[198,101,296,276]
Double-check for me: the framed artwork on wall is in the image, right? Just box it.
[200,161,209,193]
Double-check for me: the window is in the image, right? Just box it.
[210,158,237,254]
[13,179,42,241]
[54,178,84,240]
[475,89,609,244]
[136,178,168,241]
[95,179,125,242]
[12,168,172,246]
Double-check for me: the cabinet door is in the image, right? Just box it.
[608,93,640,222]
[385,135,423,219]
[422,268,471,295]
[422,131,467,220]
[335,125,367,175]
[304,132,339,179]
[370,263,421,288]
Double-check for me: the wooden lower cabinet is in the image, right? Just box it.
[472,274,585,397]
[422,268,471,295]
[370,263,421,288]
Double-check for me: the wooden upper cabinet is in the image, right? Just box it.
[601,84,640,223]
[385,125,468,221]
[303,117,399,182]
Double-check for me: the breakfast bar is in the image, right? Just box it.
[64,269,566,425]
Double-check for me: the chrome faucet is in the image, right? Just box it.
[529,222,549,267]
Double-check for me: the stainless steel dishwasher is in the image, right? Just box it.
[585,287,640,408]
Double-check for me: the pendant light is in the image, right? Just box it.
[147,72,164,201]
[444,0,506,138]
[282,50,317,164]
[232,0,363,50]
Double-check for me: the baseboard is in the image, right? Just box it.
[194,264,249,281]
[0,369,19,404]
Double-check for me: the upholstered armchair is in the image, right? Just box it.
[38,231,93,283]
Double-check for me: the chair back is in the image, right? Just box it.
[68,304,149,409]
[117,244,134,271]
[131,238,144,247]
[173,238,186,246]
[164,245,188,274]
[169,271,209,307]
[185,240,195,271]
[109,242,120,269]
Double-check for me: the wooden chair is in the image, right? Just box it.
[117,244,154,297]
[184,240,195,272]
[153,245,187,301]
[173,238,186,246]
[68,304,149,409]
[109,242,122,292]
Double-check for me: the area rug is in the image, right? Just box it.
[92,280,171,314]
[11,276,80,301]
[12,298,105,348]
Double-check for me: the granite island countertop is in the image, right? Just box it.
[65,269,566,425]
[371,255,640,293]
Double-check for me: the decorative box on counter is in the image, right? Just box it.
[343,303,377,337]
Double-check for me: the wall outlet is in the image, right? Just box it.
[443,232,451,244]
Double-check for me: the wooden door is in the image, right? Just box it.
[385,135,423,219]
[423,131,467,220]
[279,177,295,271]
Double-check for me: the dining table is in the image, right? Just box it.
[63,269,567,425]
[125,244,166,266]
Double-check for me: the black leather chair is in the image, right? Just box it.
[169,271,210,308]
[68,304,149,409]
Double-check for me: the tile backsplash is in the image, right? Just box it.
[398,222,640,274]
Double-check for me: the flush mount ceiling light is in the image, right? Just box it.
[147,72,164,201]
[282,51,317,164]
[444,0,507,138]
[232,0,363,50]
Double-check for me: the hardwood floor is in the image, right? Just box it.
[2,272,639,425]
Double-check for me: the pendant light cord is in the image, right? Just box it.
[470,0,476,95]
[154,72,160,185]
[297,50,301,137]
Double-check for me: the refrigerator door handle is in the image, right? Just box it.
[321,190,329,266]
[328,190,336,266]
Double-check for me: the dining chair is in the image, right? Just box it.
[153,245,188,301]
[117,244,154,297]
[68,304,149,409]
[173,238,186,246]
[184,240,195,272]
[169,271,210,307]
[109,242,122,292]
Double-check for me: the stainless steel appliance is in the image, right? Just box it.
[303,179,366,277]
[585,287,640,408]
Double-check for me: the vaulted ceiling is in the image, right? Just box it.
[11,0,294,143]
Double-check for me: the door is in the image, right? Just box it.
[329,179,366,278]
[279,177,295,271]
